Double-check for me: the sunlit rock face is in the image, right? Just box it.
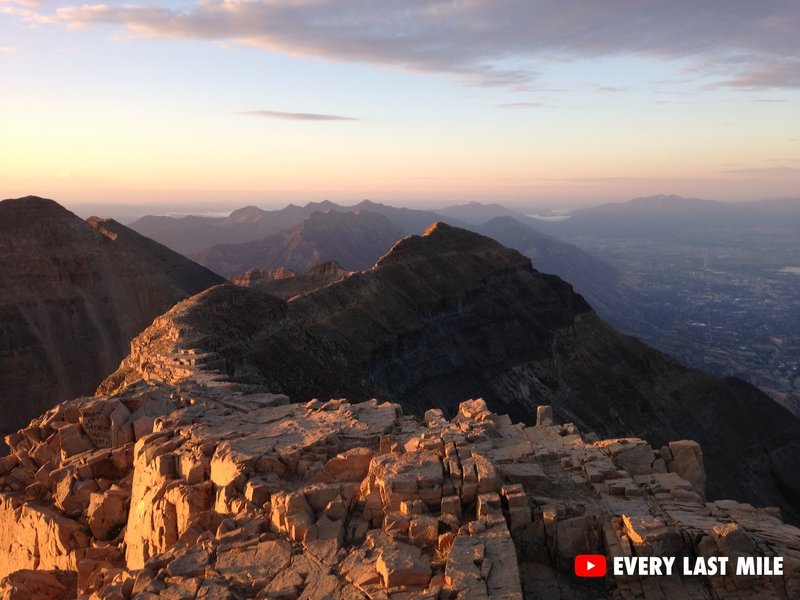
[0,384,798,599]
[0,196,225,438]
[101,222,800,523]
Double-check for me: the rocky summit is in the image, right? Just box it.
[0,381,798,599]
[100,222,800,524]
[0,197,224,438]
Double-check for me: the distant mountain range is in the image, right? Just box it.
[0,196,224,436]
[130,199,633,328]
[530,194,800,239]
[130,199,458,256]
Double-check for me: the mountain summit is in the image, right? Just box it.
[101,222,800,522]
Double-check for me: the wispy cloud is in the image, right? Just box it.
[12,1,800,89]
[236,110,358,122]
[497,101,546,109]
[0,0,40,19]
[0,46,18,54]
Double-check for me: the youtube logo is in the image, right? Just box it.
[574,554,607,577]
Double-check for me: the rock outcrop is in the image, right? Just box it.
[243,261,352,300]
[100,222,800,524]
[1,383,798,599]
[0,196,225,439]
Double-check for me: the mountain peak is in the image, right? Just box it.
[378,221,520,267]
[226,205,267,222]
[1,195,78,225]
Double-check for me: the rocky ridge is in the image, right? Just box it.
[0,381,798,599]
[231,261,353,301]
[98,223,800,524]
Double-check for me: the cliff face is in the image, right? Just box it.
[100,222,800,524]
[1,383,798,598]
[0,197,224,436]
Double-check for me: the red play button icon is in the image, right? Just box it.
[574,554,607,577]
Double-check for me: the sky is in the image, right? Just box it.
[1,0,799,210]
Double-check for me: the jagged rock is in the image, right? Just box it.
[375,537,431,588]
[0,569,77,600]
[536,405,554,427]
[86,487,130,540]
[667,439,706,497]
[1,385,799,599]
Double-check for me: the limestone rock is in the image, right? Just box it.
[1,387,798,599]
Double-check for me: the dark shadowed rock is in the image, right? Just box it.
[0,196,224,437]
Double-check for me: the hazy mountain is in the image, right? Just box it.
[475,216,634,322]
[536,194,800,239]
[0,196,224,436]
[352,199,467,234]
[434,201,530,225]
[129,200,347,255]
[103,222,800,523]
[191,210,405,278]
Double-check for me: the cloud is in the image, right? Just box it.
[497,101,546,109]
[0,47,18,54]
[0,0,40,18]
[236,110,357,122]
[18,1,800,89]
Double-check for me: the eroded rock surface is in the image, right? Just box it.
[1,384,798,599]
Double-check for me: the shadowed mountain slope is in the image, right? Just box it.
[102,222,800,523]
[0,196,224,436]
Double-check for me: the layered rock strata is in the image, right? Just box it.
[0,383,797,599]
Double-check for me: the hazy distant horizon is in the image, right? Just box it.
[41,192,795,224]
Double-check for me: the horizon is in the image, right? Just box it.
[3,192,800,224]
[2,2,799,205]
[2,192,794,224]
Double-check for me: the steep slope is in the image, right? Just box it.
[476,216,635,322]
[0,196,224,436]
[191,210,405,278]
[102,223,800,523]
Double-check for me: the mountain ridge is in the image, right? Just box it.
[99,222,800,523]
